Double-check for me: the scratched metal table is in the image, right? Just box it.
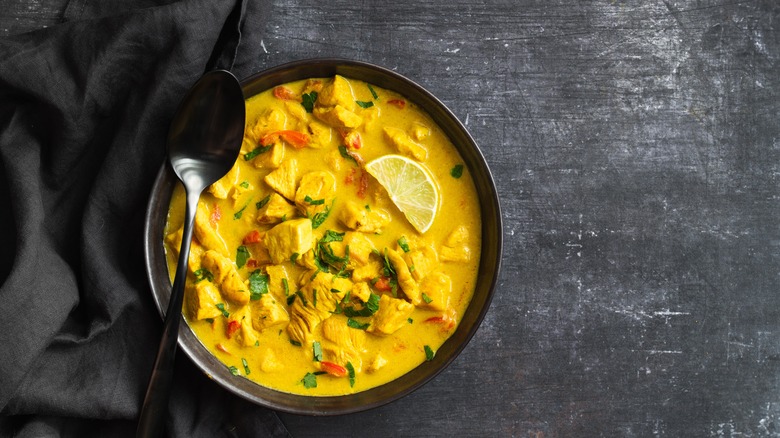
[4,1,779,436]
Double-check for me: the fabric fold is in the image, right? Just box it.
[0,0,289,435]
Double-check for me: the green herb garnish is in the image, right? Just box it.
[356,100,374,109]
[424,345,435,361]
[367,84,378,99]
[346,361,356,387]
[311,200,334,229]
[236,245,250,268]
[248,270,269,300]
[347,318,370,330]
[397,236,410,252]
[215,303,229,318]
[422,293,433,304]
[450,164,464,178]
[240,181,250,189]
[301,91,318,113]
[233,204,249,219]
[256,194,271,209]
[304,195,325,205]
[343,293,380,317]
[242,358,251,375]
[302,372,317,388]
[290,339,302,347]
[338,145,358,165]
[228,366,240,376]
[313,341,322,362]
[282,278,290,296]
[290,252,300,263]
[244,145,272,161]
[194,268,214,283]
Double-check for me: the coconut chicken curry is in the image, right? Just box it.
[163,75,481,395]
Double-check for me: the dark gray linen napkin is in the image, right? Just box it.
[0,0,288,436]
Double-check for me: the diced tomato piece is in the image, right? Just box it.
[340,129,362,150]
[226,320,241,338]
[209,204,222,227]
[246,259,258,269]
[357,170,368,199]
[273,86,297,100]
[344,168,356,185]
[243,230,263,244]
[260,130,310,149]
[387,99,406,109]
[425,312,456,330]
[374,276,393,292]
[320,361,348,377]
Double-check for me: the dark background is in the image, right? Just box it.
[3,0,779,436]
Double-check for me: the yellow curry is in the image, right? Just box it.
[164,75,481,395]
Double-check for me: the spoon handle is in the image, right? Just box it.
[137,189,200,438]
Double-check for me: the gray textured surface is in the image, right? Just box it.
[5,0,780,436]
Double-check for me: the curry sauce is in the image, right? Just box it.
[164,75,481,395]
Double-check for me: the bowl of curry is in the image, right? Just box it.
[144,59,502,415]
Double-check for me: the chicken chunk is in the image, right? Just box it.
[306,119,334,149]
[385,248,421,305]
[383,126,428,162]
[313,105,363,129]
[186,281,223,320]
[264,158,299,201]
[228,306,259,347]
[403,244,439,282]
[316,75,356,111]
[321,316,366,370]
[368,294,414,336]
[326,231,375,269]
[247,108,288,143]
[251,142,285,169]
[200,250,234,284]
[351,259,383,283]
[265,264,290,299]
[256,193,297,224]
[166,228,205,275]
[419,271,451,311]
[250,294,290,332]
[350,281,372,303]
[440,225,472,262]
[295,171,336,217]
[339,201,390,233]
[287,271,346,344]
[221,269,250,305]
[207,162,240,199]
[264,218,314,264]
[193,202,229,256]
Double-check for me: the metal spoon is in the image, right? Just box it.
[137,70,245,438]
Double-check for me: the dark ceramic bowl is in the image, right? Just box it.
[144,58,502,415]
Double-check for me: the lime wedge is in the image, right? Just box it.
[365,155,439,233]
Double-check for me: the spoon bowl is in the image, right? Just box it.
[137,70,245,437]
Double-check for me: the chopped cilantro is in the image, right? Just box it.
[304,195,325,205]
[295,291,308,307]
[228,366,240,376]
[422,293,433,304]
[346,361,356,387]
[290,339,302,347]
[242,358,251,375]
[290,252,300,264]
[282,278,290,296]
[367,84,378,99]
[301,91,318,113]
[356,100,374,109]
[408,317,414,324]
[343,293,380,317]
[236,245,250,269]
[233,203,249,219]
[244,145,272,161]
[347,318,370,330]
[312,341,322,362]
[424,345,435,361]
[287,295,296,306]
[302,372,317,388]
[311,200,334,229]
[338,145,358,165]
[248,270,269,300]
[215,303,229,318]
[256,195,271,210]
[240,181,250,189]
[194,268,214,283]
[397,236,410,252]
[450,164,464,178]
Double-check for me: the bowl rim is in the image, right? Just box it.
[144,57,503,416]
